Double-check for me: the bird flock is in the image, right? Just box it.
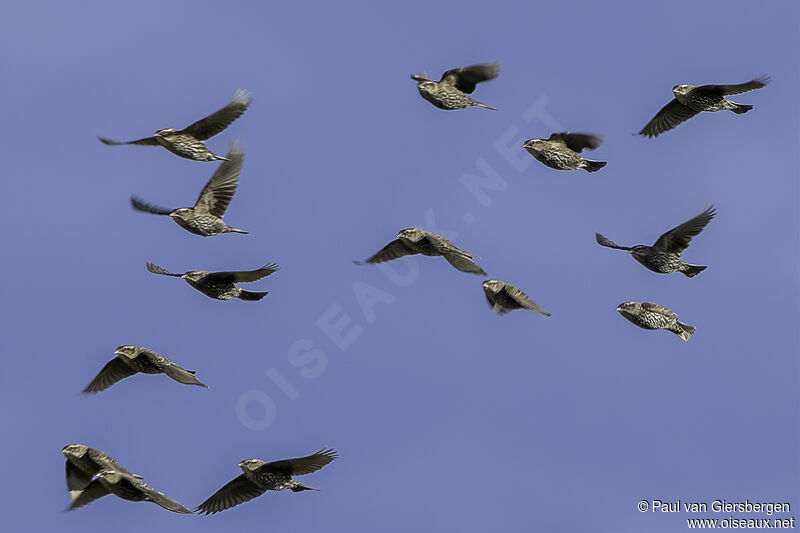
[64,63,769,517]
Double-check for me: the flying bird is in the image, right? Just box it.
[411,62,499,110]
[522,132,606,173]
[146,262,279,301]
[67,470,192,514]
[196,448,337,515]
[595,205,715,277]
[61,444,140,502]
[82,345,207,393]
[355,228,486,275]
[98,89,251,161]
[616,301,695,342]
[639,75,769,137]
[131,141,248,236]
[482,280,550,316]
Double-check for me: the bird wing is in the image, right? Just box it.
[439,62,500,93]
[85,448,136,477]
[194,141,245,217]
[130,478,192,514]
[97,136,159,146]
[264,447,338,476]
[66,460,93,497]
[162,361,208,388]
[638,99,700,138]
[82,358,137,393]
[697,75,770,97]
[640,301,674,317]
[355,239,417,265]
[67,479,111,511]
[181,89,251,141]
[130,196,174,216]
[503,284,551,316]
[195,474,267,515]
[652,205,715,254]
[547,132,603,153]
[442,251,487,275]
[146,262,183,277]
[595,233,632,251]
[206,263,280,283]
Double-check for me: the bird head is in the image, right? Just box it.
[154,128,178,137]
[672,84,693,97]
[522,139,544,152]
[416,81,437,95]
[114,345,140,360]
[616,301,641,317]
[181,271,208,282]
[169,208,192,220]
[630,245,649,257]
[238,459,265,472]
[482,280,502,294]
[397,228,423,242]
[61,444,89,459]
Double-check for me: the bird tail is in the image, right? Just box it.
[582,160,607,173]
[675,322,696,342]
[732,103,753,114]
[681,264,707,278]
[238,290,268,301]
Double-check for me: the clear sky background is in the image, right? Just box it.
[1,1,797,532]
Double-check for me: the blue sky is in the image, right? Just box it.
[1,1,797,532]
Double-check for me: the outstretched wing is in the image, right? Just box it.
[503,284,550,317]
[130,196,174,216]
[195,474,267,515]
[82,358,137,393]
[354,239,416,265]
[697,75,770,97]
[652,205,716,254]
[595,233,632,251]
[97,136,159,146]
[181,89,251,141]
[194,141,245,217]
[162,362,208,388]
[207,263,280,283]
[146,262,182,277]
[442,251,487,276]
[132,479,192,514]
[440,62,500,93]
[65,461,93,499]
[264,447,338,476]
[639,99,700,138]
[86,448,136,477]
[67,479,111,511]
[548,132,603,153]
